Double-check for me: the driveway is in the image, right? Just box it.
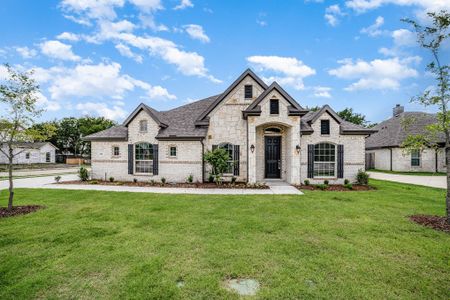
[368,171,446,189]
[0,175,303,195]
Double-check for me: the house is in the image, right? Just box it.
[84,69,375,184]
[0,142,57,164]
[365,104,446,172]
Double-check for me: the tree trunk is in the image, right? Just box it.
[7,155,14,211]
[447,146,450,224]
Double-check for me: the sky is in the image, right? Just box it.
[0,0,449,124]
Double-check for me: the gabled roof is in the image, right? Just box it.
[195,68,268,124]
[365,111,444,149]
[122,103,168,128]
[8,142,58,150]
[305,105,341,124]
[83,126,128,141]
[243,81,308,118]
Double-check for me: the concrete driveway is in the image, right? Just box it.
[368,171,446,189]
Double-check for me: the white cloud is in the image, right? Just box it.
[174,0,193,10]
[324,4,345,26]
[56,32,80,41]
[392,28,416,47]
[360,16,385,37]
[115,43,143,63]
[34,91,61,112]
[313,86,332,98]
[15,46,37,59]
[63,14,92,26]
[247,55,316,90]
[146,85,177,100]
[40,40,81,61]
[138,14,169,31]
[329,57,420,91]
[183,24,210,43]
[60,0,125,20]
[257,20,268,27]
[345,0,450,14]
[76,102,127,120]
[129,0,163,12]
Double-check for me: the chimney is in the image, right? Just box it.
[393,104,404,117]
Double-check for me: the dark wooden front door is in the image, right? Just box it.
[265,136,281,178]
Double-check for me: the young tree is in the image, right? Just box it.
[0,64,54,210]
[203,148,232,185]
[401,10,450,224]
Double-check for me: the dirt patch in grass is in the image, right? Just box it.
[0,205,44,218]
[296,184,374,191]
[410,215,450,233]
[58,180,269,189]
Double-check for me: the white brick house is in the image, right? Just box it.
[84,69,375,184]
[0,142,57,164]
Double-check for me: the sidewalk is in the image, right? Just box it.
[368,171,446,189]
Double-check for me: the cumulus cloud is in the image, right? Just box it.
[129,0,163,12]
[115,43,143,63]
[247,55,316,90]
[325,4,344,26]
[34,91,61,112]
[379,28,417,56]
[56,32,81,41]
[345,0,450,14]
[313,86,332,98]
[360,16,385,37]
[76,102,127,120]
[174,0,193,10]
[15,46,37,59]
[328,56,420,91]
[183,24,210,43]
[40,40,81,61]
[60,0,125,20]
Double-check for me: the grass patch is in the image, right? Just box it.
[369,169,446,176]
[0,179,449,299]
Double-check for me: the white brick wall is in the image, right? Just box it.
[0,144,55,164]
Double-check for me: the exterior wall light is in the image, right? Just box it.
[250,144,255,153]
[296,145,301,153]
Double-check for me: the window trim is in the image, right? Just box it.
[270,99,279,115]
[244,85,253,99]
[139,120,148,133]
[134,142,153,175]
[112,145,120,157]
[320,119,330,135]
[313,142,336,178]
[169,145,177,158]
[218,142,234,175]
[411,149,421,167]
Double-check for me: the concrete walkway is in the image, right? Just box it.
[0,167,81,177]
[0,175,303,195]
[368,171,446,189]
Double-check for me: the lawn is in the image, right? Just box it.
[0,180,449,299]
[368,169,446,176]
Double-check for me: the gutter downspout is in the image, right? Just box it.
[390,148,393,171]
[200,139,205,183]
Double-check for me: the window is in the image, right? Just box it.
[270,99,279,114]
[321,120,330,135]
[219,143,234,174]
[25,152,30,159]
[411,149,421,166]
[169,146,177,157]
[113,146,120,157]
[244,85,253,99]
[139,120,148,132]
[313,143,336,177]
[45,152,51,163]
[135,143,153,173]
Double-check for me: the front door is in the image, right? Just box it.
[265,136,281,178]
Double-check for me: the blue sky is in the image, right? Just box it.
[0,0,449,124]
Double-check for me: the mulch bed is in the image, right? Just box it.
[409,215,450,233]
[296,184,374,191]
[58,180,269,189]
[0,205,44,218]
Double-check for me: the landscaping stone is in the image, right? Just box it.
[224,278,260,296]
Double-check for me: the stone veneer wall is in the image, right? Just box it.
[300,111,366,184]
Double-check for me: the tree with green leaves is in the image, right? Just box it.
[0,64,55,210]
[203,148,231,185]
[401,10,450,224]
[338,108,368,126]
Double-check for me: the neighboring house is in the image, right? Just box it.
[0,142,57,164]
[84,69,375,184]
[366,104,445,172]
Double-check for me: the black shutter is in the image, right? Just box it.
[152,144,159,175]
[307,144,314,178]
[233,145,240,176]
[337,144,344,178]
[128,144,133,174]
[212,145,218,151]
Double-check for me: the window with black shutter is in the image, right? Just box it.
[270,99,279,114]
[321,120,330,135]
[244,85,253,99]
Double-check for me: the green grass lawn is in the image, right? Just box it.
[0,180,449,299]
[368,169,446,176]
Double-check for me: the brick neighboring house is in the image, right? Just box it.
[0,142,57,164]
[84,69,376,184]
[365,104,446,172]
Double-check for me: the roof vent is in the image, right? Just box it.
[393,104,404,117]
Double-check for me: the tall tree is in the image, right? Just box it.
[0,64,55,210]
[338,108,367,126]
[401,10,450,224]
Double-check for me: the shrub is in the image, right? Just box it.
[187,174,193,183]
[78,167,89,181]
[315,184,328,190]
[356,169,369,185]
[324,180,329,185]
[231,176,237,184]
[54,175,61,183]
[149,179,155,185]
[109,177,114,182]
[344,179,350,185]
[304,179,310,186]
[161,177,166,184]
[133,178,138,183]
[214,174,222,185]
[208,174,214,183]
[344,183,353,190]
[204,148,231,185]
[89,180,98,184]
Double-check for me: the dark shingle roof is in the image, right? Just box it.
[365,112,444,149]
[83,126,128,141]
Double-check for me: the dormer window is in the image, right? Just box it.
[270,99,279,115]
[321,120,330,135]
[139,120,148,132]
[244,85,253,99]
